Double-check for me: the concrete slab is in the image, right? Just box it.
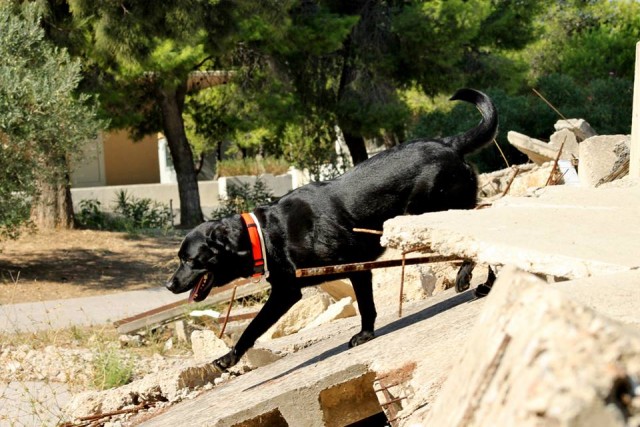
[136,266,640,426]
[0,287,185,333]
[139,288,485,426]
[382,185,640,279]
[507,131,558,164]
[551,269,640,328]
[416,267,640,427]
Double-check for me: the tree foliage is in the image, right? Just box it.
[526,0,640,83]
[67,0,245,227]
[0,2,100,238]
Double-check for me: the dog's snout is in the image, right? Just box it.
[165,277,178,292]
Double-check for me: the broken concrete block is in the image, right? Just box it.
[554,118,597,141]
[507,131,559,165]
[320,280,356,301]
[549,128,579,160]
[260,294,331,340]
[191,330,229,362]
[479,163,559,199]
[66,361,222,419]
[244,348,283,369]
[578,135,630,187]
[407,267,640,427]
[301,297,357,332]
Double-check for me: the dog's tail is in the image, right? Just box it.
[442,88,498,156]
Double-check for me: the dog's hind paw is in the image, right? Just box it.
[212,350,238,372]
[349,330,375,348]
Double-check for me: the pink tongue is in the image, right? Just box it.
[189,275,206,302]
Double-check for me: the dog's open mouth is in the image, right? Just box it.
[189,273,214,303]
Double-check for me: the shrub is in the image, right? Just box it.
[114,190,173,230]
[75,192,174,231]
[211,179,274,220]
[76,199,110,230]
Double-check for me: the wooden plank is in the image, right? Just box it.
[295,255,462,278]
[115,279,269,334]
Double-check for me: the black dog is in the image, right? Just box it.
[167,88,498,371]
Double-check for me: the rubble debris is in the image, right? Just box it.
[554,118,597,141]
[579,135,630,187]
[507,131,559,164]
[549,128,579,160]
[244,348,283,369]
[191,330,229,362]
[478,162,557,199]
[320,280,356,301]
[259,293,332,341]
[406,267,640,427]
[65,361,223,422]
[301,297,357,332]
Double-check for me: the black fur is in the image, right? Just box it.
[167,88,498,371]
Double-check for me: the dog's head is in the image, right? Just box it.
[166,217,250,302]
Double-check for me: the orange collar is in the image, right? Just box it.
[240,212,268,278]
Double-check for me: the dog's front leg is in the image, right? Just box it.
[349,271,377,347]
[213,284,302,371]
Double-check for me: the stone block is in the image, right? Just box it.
[191,330,229,362]
[407,267,640,427]
[66,361,222,419]
[549,128,579,160]
[320,280,356,301]
[244,348,283,369]
[507,131,559,164]
[301,297,357,332]
[260,294,331,340]
[578,135,630,187]
[554,118,597,141]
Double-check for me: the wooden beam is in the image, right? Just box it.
[115,279,269,334]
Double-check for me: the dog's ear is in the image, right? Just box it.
[205,218,244,254]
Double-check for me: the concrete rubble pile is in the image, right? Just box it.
[63,118,639,426]
[493,118,631,195]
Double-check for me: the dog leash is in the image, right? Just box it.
[240,212,269,279]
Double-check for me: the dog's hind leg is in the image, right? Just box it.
[212,284,302,371]
[348,271,377,348]
[474,265,496,298]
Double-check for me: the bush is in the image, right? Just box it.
[76,199,110,230]
[211,179,274,220]
[114,190,173,230]
[75,191,174,231]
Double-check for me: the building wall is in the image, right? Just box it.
[103,130,160,185]
[71,135,107,188]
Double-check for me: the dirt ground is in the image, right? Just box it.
[0,229,184,304]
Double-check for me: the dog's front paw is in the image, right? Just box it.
[349,330,375,348]
[212,350,238,372]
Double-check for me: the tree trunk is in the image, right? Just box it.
[336,30,369,166]
[159,84,204,228]
[30,172,74,230]
[341,128,369,166]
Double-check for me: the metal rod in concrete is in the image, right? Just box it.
[295,255,461,278]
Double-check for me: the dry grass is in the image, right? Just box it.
[0,229,183,304]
